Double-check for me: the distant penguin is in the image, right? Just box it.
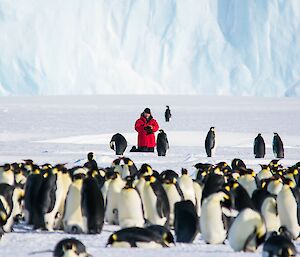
[228,208,266,252]
[200,192,228,244]
[63,169,86,234]
[110,133,127,155]
[105,172,125,225]
[53,238,90,257]
[174,200,199,243]
[83,152,98,172]
[273,132,284,159]
[156,130,169,156]
[0,164,14,186]
[118,177,144,228]
[143,175,170,226]
[165,106,171,122]
[254,133,265,158]
[178,169,196,205]
[277,180,300,239]
[106,227,172,248]
[262,232,296,257]
[205,127,216,157]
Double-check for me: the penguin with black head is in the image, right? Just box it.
[110,133,127,155]
[205,127,216,157]
[273,132,284,159]
[254,133,265,158]
[53,238,90,257]
[84,152,98,172]
[165,106,171,122]
[156,129,169,156]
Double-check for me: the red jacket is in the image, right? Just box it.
[135,114,159,148]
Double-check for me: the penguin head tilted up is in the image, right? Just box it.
[53,238,90,257]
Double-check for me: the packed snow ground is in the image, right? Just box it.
[0,95,300,256]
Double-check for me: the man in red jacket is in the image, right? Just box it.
[134,108,159,152]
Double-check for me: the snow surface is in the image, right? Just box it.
[0,1,300,96]
[0,95,300,256]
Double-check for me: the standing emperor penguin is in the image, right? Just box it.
[174,200,199,243]
[273,132,284,159]
[110,133,127,155]
[200,191,229,244]
[118,177,145,228]
[63,168,86,234]
[112,157,138,179]
[254,133,265,158]
[165,106,171,122]
[205,127,216,157]
[156,130,169,157]
[143,175,170,226]
[81,173,105,234]
[277,179,300,239]
[105,172,125,225]
[178,169,196,205]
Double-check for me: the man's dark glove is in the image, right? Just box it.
[144,126,153,135]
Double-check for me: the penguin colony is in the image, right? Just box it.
[0,155,299,256]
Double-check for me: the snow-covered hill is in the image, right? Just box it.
[0,0,300,96]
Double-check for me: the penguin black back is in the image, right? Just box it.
[254,133,265,158]
[53,238,89,257]
[110,133,127,155]
[165,106,171,122]
[174,200,199,243]
[201,173,225,203]
[157,130,169,156]
[273,133,284,159]
[205,127,215,157]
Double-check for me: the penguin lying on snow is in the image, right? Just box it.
[106,227,174,248]
[262,231,296,257]
[174,200,199,243]
[110,133,127,155]
[53,238,90,257]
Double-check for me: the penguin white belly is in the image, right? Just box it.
[228,208,266,252]
[238,175,257,197]
[257,170,272,181]
[277,186,300,239]
[200,195,226,244]
[118,189,144,228]
[143,184,166,225]
[261,197,280,233]
[63,182,85,233]
[136,178,147,218]
[136,242,163,248]
[163,184,181,226]
[120,166,130,179]
[179,176,196,205]
[105,178,125,225]
[267,182,283,195]
[193,182,203,217]
[110,241,132,248]
[101,180,111,207]
[0,171,14,186]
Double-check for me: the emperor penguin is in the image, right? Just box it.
[53,238,90,257]
[174,200,199,243]
[273,132,284,159]
[228,207,266,252]
[200,191,229,244]
[24,165,43,225]
[106,227,172,248]
[11,163,27,186]
[266,176,283,195]
[205,127,216,157]
[194,162,213,183]
[161,171,184,227]
[63,168,86,234]
[156,130,169,156]
[178,169,196,205]
[237,169,258,197]
[100,169,115,207]
[105,172,125,225]
[0,184,24,232]
[110,133,127,155]
[112,157,138,179]
[83,152,98,172]
[231,158,247,171]
[201,172,225,203]
[262,231,296,257]
[165,105,171,122]
[118,177,144,228]
[254,133,265,158]
[277,179,300,239]
[143,175,170,226]
[193,179,203,217]
[81,173,105,234]
[257,165,273,181]
[0,164,14,185]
